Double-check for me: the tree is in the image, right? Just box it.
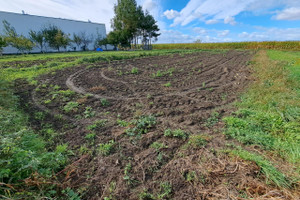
[94,36,108,50]
[2,20,33,53]
[78,31,93,51]
[109,0,160,49]
[107,31,120,50]
[42,25,70,51]
[29,30,46,52]
[0,35,7,55]
[111,0,139,47]
[72,33,82,50]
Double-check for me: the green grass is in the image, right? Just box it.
[230,147,290,188]
[0,80,69,198]
[223,50,300,185]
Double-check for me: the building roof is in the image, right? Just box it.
[0,10,105,26]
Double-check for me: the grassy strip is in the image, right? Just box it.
[0,49,220,83]
[230,147,290,188]
[223,50,300,186]
[0,80,70,198]
[153,41,300,50]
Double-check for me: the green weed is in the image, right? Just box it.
[97,140,115,156]
[164,129,189,140]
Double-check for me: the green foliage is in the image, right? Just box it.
[110,0,159,48]
[0,80,69,198]
[223,51,300,173]
[153,41,300,51]
[117,119,129,127]
[63,101,79,113]
[62,188,81,200]
[230,147,290,188]
[164,129,189,140]
[29,29,45,52]
[163,82,171,87]
[42,24,70,51]
[125,115,156,137]
[87,119,107,130]
[0,35,7,54]
[83,106,96,118]
[205,111,219,127]
[157,182,172,199]
[131,67,138,74]
[187,134,210,148]
[101,98,110,106]
[150,142,168,152]
[97,140,115,156]
[3,20,34,53]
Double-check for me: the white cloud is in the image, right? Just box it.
[193,27,207,35]
[224,16,236,25]
[274,7,300,20]
[163,9,180,19]
[205,19,219,24]
[169,0,300,27]
[218,30,230,37]
[0,0,117,32]
[238,28,300,41]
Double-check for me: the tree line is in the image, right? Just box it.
[0,20,105,54]
[108,0,160,49]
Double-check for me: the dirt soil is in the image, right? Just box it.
[15,50,294,199]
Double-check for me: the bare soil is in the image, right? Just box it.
[15,50,294,199]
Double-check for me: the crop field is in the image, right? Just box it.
[1,49,300,199]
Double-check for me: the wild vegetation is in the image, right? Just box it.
[0,48,300,199]
[153,41,300,51]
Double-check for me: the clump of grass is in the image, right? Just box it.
[188,134,211,148]
[97,140,115,156]
[63,101,79,113]
[131,67,138,74]
[164,128,189,140]
[126,115,156,137]
[230,147,290,188]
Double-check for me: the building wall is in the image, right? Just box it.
[0,11,108,54]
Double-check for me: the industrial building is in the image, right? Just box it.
[0,11,107,54]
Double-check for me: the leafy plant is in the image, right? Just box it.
[188,134,210,148]
[163,82,171,87]
[84,106,96,118]
[101,98,110,106]
[131,67,138,74]
[97,140,115,156]
[125,115,156,137]
[63,101,79,113]
[205,111,219,127]
[164,129,189,140]
[87,119,108,130]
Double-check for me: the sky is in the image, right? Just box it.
[0,0,300,43]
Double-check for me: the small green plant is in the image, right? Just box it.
[85,132,96,144]
[44,99,52,104]
[123,162,134,185]
[139,190,155,200]
[117,119,129,127]
[63,101,79,113]
[125,115,156,137]
[79,145,92,155]
[62,188,81,200]
[184,171,197,182]
[163,82,171,87]
[101,98,110,106]
[97,140,115,156]
[87,119,107,130]
[150,142,168,152]
[188,134,210,148]
[131,67,138,74]
[205,111,219,127]
[164,129,189,140]
[84,106,96,118]
[202,82,206,87]
[157,182,172,199]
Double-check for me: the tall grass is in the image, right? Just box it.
[153,41,300,51]
[223,50,300,186]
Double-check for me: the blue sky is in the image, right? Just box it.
[1,0,300,43]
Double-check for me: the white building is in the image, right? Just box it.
[0,11,108,54]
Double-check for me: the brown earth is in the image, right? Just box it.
[15,50,295,199]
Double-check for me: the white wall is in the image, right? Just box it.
[0,11,109,53]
